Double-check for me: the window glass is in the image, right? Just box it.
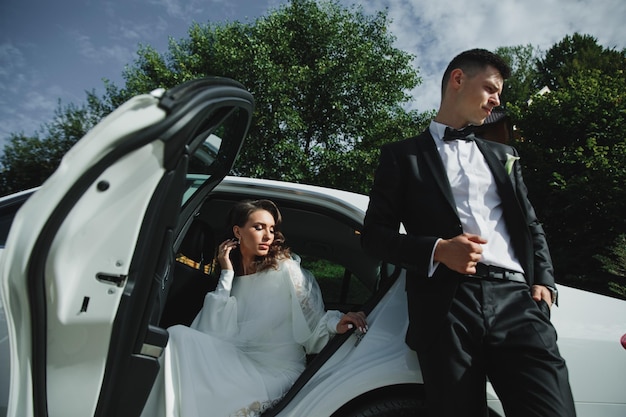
[300,255,372,310]
[181,107,242,206]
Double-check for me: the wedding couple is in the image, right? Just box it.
[144,48,576,417]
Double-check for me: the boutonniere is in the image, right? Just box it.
[505,153,520,175]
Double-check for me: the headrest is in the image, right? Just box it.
[178,219,215,265]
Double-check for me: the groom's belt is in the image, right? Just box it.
[469,263,526,283]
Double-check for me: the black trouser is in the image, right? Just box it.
[417,278,576,417]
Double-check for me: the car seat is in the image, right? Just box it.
[159,219,219,328]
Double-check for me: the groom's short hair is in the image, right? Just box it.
[441,49,511,95]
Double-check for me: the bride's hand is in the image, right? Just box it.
[217,238,238,270]
[336,311,368,334]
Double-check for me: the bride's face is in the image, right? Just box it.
[234,209,276,258]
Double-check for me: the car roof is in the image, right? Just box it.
[216,176,370,222]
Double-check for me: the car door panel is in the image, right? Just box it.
[0,78,254,417]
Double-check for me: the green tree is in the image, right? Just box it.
[595,234,626,298]
[0,90,114,195]
[495,44,541,107]
[510,56,626,296]
[535,33,626,91]
[120,0,427,193]
[1,0,427,196]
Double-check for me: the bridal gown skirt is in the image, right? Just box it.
[142,324,304,417]
[141,257,339,417]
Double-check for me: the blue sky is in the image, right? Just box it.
[1,0,625,152]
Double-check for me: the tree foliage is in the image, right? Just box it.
[508,35,626,295]
[1,0,427,196]
[120,0,427,193]
[594,234,626,298]
[0,89,114,194]
[535,33,626,91]
[495,44,541,107]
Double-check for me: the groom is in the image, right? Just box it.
[361,49,576,416]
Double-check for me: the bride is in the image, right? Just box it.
[142,199,368,417]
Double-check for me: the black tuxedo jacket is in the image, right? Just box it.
[361,130,555,351]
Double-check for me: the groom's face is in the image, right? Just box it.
[455,65,504,126]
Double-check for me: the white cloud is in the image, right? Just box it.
[150,0,215,21]
[0,84,69,141]
[0,42,49,142]
[21,88,61,113]
[71,30,136,66]
[0,43,27,82]
[0,42,81,144]
[347,0,626,112]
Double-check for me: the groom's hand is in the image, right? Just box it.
[434,233,487,275]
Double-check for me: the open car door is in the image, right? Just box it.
[0,78,254,417]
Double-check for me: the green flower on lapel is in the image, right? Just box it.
[505,153,520,175]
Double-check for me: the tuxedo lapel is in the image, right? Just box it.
[474,139,514,199]
[415,133,458,216]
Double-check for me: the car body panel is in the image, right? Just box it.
[551,285,626,406]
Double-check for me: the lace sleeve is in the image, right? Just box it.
[284,256,343,354]
[190,269,238,337]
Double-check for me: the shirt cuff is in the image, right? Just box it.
[326,310,343,334]
[216,269,235,293]
[428,238,442,277]
[544,284,558,305]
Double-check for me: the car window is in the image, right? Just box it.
[181,107,246,207]
[164,195,379,326]
[182,134,221,205]
[299,254,372,311]
[163,243,373,328]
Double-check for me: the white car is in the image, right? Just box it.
[1,78,625,417]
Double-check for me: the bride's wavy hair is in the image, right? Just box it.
[227,199,290,274]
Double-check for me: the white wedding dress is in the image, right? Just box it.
[141,255,343,417]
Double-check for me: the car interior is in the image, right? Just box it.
[158,192,384,328]
[155,190,397,416]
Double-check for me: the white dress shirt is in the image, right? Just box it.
[429,120,524,274]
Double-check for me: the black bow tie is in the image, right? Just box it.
[443,126,476,142]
